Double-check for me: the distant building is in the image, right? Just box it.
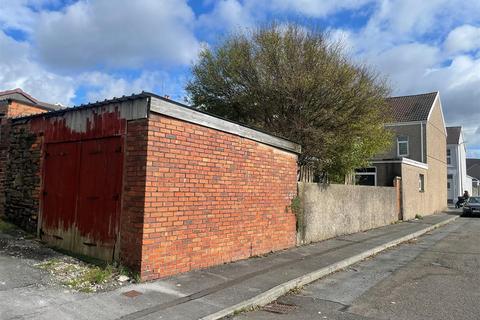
[0,88,63,118]
[446,126,470,203]
[356,92,448,219]
[467,159,480,196]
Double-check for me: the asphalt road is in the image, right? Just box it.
[231,216,480,320]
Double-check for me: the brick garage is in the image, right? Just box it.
[1,93,300,280]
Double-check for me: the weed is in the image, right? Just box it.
[287,286,303,295]
[415,214,423,220]
[132,272,141,283]
[0,219,16,233]
[36,258,63,270]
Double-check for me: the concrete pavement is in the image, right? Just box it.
[0,213,458,320]
[232,213,479,320]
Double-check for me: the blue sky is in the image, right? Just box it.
[1,0,480,156]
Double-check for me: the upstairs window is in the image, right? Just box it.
[397,136,409,157]
[446,149,451,165]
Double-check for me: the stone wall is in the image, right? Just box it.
[297,182,400,245]
[3,124,42,232]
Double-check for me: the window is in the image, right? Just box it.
[446,149,451,165]
[397,136,409,157]
[355,167,377,186]
[419,174,425,192]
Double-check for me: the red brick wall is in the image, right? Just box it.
[139,114,298,280]
[119,119,149,270]
[7,101,49,117]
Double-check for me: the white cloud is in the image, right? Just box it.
[0,30,188,106]
[445,25,480,54]
[0,30,75,105]
[0,0,198,106]
[198,0,254,32]
[34,0,200,70]
[79,71,186,103]
[368,43,441,93]
[327,1,480,152]
[269,0,375,18]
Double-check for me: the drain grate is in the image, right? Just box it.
[263,302,298,314]
[123,290,143,298]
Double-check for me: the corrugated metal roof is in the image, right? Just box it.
[446,126,462,145]
[386,92,438,123]
[10,91,300,151]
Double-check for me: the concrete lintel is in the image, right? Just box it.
[372,158,429,170]
[149,97,302,154]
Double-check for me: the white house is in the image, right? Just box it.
[446,126,471,203]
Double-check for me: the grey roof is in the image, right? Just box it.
[467,159,480,180]
[0,88,65,111]
[386,92,438,123]
[446,126,462,145]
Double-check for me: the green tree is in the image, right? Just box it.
[186,23,392,182]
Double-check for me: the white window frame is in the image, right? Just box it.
[446,148,452,166]
[397,136,409,157]
[354,167,377,186]
[419,174,425,192]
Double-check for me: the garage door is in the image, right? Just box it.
[41,137,123,261]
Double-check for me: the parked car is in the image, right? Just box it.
[462,197,480,216]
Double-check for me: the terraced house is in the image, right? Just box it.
[356,92,448,220]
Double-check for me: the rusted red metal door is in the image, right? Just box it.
[41,137,123,261]
[75,137,123,260]
[41,142,80,245]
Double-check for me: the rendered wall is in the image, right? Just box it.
[400,163,428,220]
[297,183,399,245]
[425,100,448,214]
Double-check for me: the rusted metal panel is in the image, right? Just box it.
[41,137,124,261]
[31,109,127,143]
[25,99,147,144]
[42,142,80,231]
[76,137,123,248]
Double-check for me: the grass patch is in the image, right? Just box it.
[415,214,424,220]
[0,218,17,233]
[36,257,138,293]
[63,265,116,293]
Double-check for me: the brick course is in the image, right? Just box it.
[139,114,298,280]
[119,119,149,270]
[7,101,49,118]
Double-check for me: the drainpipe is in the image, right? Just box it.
[420,123,425,163]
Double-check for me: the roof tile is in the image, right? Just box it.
[386,92,438,123]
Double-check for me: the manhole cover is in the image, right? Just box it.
[122,290,142,298]
[263,302,298,314]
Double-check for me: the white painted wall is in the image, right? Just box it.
[447,130,470,201]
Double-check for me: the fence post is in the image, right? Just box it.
[393,176,403,221]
